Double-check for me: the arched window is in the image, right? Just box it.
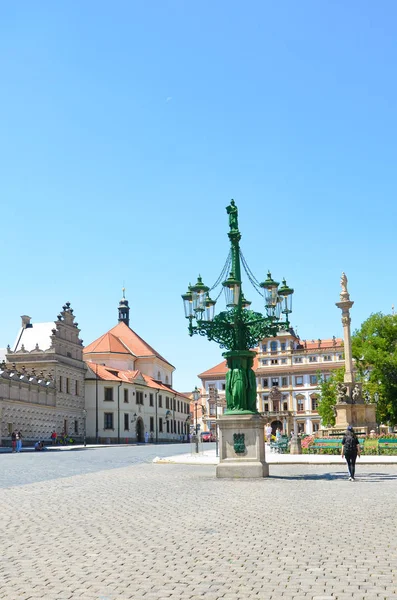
[270,341,278,353]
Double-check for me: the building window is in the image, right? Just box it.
[166,375,169,384]
[295,376,303,386]
[104,387,113,402]
[75,380,79,396]
[309,356,317,363]
[297,422,305,434]
[281,358,287,364]
[74,420,78,434]
[311,396,319,411]
[124,389,129,403]
[173,420,176,433]
[313,422,320,432]
[173,398,176,411]
[281,343,286,352]
[297,396,305,411]
[59,376,63,392]
[150,393,154,407]
[158,371,161,380]
[159,418,163,433]
[136,391,144,405]
[271,378,279,387]
[261,359,267,366]
[324,374,331,382]
[166,420,169,433]
[294,357,303,364]
[166,396,169,409]
[271,359,278,365]
[262,343,267,351]
[159,395,163,408]
[67,351,72,358]
[262,378,269,388]
[178,401,180,412]
[283,402,288,411]
[150,417,154,432]
[310,375,317,385]
[323,355,332,361]
[270,341,277,352]
[66,378,70,393]
[281,377,288,387]
[124,414,129,430]
[221,383,226,391]
[104,413,114,429]
[338,354,343,360]
[264,403,269,412]
[177,421,180,434]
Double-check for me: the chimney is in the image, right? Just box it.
[21,315,32,329]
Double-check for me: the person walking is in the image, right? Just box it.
[341,425,361,481]
[16,431,23,452]
[265,424,272,444]
[11,431,17,453]
[144,431,149,444]
[51,430,57,445]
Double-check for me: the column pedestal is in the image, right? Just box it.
[334,403,377,433]
[216,413,268,478]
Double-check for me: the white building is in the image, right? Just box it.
[83,294,190,443]
[1,303,86,444]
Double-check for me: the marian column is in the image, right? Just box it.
[333,273,376,432]
[335,272,354,386]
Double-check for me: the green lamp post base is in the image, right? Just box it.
[223,350,258,414]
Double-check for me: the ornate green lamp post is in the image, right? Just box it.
[182,200,293,477]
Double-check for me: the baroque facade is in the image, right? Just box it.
[83,294,190,443]
[198,332,344,436]
[0,303,86,444]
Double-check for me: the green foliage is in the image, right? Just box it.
[352,313,397,425]
[317,368,344,427]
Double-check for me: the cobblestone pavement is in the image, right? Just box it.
[1,450,397,600]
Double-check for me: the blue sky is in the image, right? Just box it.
[1,1,396,391]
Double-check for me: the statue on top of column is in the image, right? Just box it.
[340,272,350,301]
[226,200,239,232]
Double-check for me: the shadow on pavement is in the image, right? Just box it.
[270,471,397,481]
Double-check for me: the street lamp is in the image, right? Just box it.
[83,408,87,447]
[192,386,200,453]
[182,200,293,415]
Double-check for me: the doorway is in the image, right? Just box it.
[271,420,283,435]
[136,418,145,443]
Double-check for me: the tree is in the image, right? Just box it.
[317,368,344,427]
[352,312,397,425]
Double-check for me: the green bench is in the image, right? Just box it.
[309,438,365,454]
[378,439,397,454]
[270,438,289,453]
[308,438,343,454]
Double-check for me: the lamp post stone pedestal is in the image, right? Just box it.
[216,413,269,478]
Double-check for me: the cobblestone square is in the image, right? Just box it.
[1,447,397,599]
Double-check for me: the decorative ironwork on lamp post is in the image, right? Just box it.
[182,200,294,415]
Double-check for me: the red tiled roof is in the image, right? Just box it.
[85,361,187,399]
[84,332,130,355]
[198,356,259,379]
[84,321,174,369]
[301,338,343,350]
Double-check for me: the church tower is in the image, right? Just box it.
[118,288,130,328]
